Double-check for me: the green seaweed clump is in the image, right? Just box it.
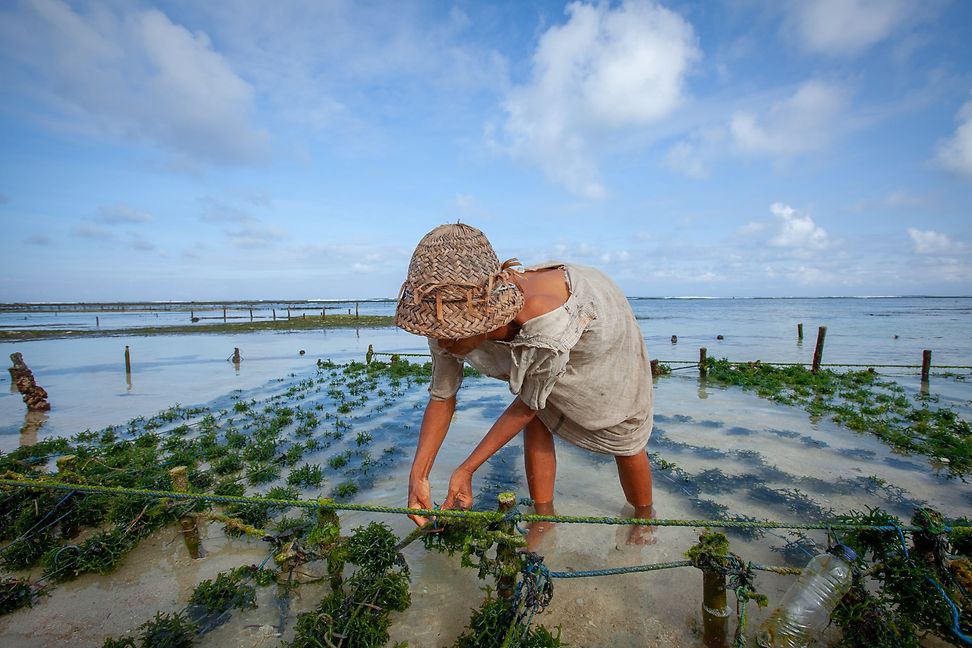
[450,594,565,648]
[831,507,971,647]
[702,359,972,478]
[103,611,195,648]
[290,522,410,648]
[0,576,44,615]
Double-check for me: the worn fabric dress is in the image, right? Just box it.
[428,262,653,456]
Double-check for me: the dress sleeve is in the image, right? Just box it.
[428,339,464,401]
[507,296,597,411]
[508,345,571,411]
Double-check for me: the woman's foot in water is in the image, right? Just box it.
[526,501,557,552]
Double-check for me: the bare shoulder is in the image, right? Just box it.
[515,269,570,324]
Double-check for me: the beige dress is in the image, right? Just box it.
[428,262,653,456]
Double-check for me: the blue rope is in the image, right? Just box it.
[925,575,972,645]
[893,523,970,645]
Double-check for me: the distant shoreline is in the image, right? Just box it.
[0,314,396,342]
[1,294,970,313]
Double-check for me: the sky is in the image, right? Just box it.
[1,0,971,301]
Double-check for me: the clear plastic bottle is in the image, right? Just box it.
[756,544,857,648]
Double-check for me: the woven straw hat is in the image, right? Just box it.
[395,224,524,339]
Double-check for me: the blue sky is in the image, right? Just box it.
[1,0,970,300]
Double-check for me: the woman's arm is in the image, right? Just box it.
[408,395,456,525]
[442,397,537,510]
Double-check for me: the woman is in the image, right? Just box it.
[395,224,654,543]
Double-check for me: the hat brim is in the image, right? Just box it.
[395,284,524,339]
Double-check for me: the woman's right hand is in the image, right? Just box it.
[407,476,433,527]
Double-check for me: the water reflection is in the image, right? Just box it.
[19,410,47,447]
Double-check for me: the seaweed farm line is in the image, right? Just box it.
[0,347,970,646]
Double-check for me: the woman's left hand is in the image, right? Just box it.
[443,467,474,510]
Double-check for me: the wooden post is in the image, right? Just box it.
[317,500,343,591]
[95,316,99,327]
[366,344,374,365]
[232,348,241,363]
[921,349,932,382]
[169,466,203,559]
[223,307,227,322]
[249,308,253,321]
[811,326,827,374]
[287,308,291,320]
[190,310,193,321]
[497,492,517,602]
[650,359,659,377]
[699,347,707,378]
[272,308,276,321]
[702,568,729,647]
[355,302,359,319]
[124,346,132,376]
[797,323,803,340]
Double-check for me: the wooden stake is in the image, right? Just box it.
[702,568,729,647]
[223,307,227,323]
[366,344,374,365]
[811,326,827,374]
[797,323,803,340]
[699,347,707,378]
[317,500,343,591]
[249,308,253,321]
[355,302,359,319]
[496,492,517,602]
[124,346,132,376]
[272,308,276,321]
[921,349,932,382]
[169,466,203,559]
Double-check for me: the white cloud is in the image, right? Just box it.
[907,228,961,255]
[97,203,153,224]
[0,1,268,164]
[783,0,915,57]
[199,196,255,223]
[25,234,53,246]
[501,0,699,198]
[936,99,972,180]
[768,203,830,250]
[71,224,113,239]
[227,225,286,249]
[730,81,848,158]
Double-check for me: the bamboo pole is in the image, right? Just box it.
[702,568,729,647]
[811,326,827,374]
[497,492,517,602]
[316,500,343,591]
[169,466,203,559]
[124,346,132,376]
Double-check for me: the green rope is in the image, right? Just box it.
[3,479,971,533]
[547,560,692,578]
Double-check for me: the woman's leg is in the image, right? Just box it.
[615,451,656,544]
[524,417,557,550]
[524,416,557,504]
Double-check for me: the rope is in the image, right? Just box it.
[3,479,971,534]
[547,560,692,578]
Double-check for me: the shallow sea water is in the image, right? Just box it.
[1,299,970,647]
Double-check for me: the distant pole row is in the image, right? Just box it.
[184,304,362,322]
